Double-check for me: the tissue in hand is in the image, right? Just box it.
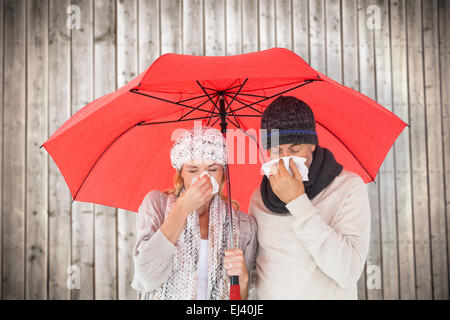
[190,170,220,194]
[261,156,309,181]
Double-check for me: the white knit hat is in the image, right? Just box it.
[170,126,228,170]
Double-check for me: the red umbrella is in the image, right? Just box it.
[41,47,408,299]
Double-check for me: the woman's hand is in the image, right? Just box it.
[176,174,214,215]
[224,248,249,299]
[161,175,213,245]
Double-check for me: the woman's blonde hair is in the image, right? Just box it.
[163,167,240,210]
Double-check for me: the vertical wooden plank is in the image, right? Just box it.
[325,0,342,82]
[438,0,450,300]
[48,0,72,300]
[139,0,160,68]
[358,0,382,300]
[292,0,309,63]
[259,0,275,51]
[342,0,367,300]
[225,0,241,55]
[275,0,292,49]
[308,0,325,73]
[204,0,225,56]
[183,0,203,55]
[117,0,139,300]
[94,0,118,298]
[2,0,26,300]
[390,0,416,300]
[374,0,399,299]
[242,0,258,53]
[94,0,118,300]
[70,0,94,300]
[160,0,182,55]
[308,11,327,294]
[0,0,4,300]
[26,0,49,300]
[422,0,449,300]
[406,0,432,299]
[342,0,359,91]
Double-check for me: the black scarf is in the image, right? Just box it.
[260,144,343,214]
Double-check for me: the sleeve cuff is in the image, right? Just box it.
[143,229,177,261]
[285,193,318,225]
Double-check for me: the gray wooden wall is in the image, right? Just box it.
[1,0,449,300]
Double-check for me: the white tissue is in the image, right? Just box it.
[261,156,309,181]
[190,170,220,194]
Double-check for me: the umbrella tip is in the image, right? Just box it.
[39,144,43,149]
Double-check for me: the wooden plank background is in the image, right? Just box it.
[1,0,449,300]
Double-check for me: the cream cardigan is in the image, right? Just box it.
[131,190,258,299]
[248,169,371,300]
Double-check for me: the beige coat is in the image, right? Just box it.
[248,169,371,299]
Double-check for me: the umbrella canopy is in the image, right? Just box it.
[41,47,408,213]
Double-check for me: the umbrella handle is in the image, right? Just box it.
[229,275,241,300]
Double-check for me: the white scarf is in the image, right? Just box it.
[153,188,240,300]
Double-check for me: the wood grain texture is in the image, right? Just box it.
[390,0,416,300]
[342,0,367,300]
[375,0,399,300]
[422,0,448,300]
[358,0,383,300]
[48,0,72,300]
[293,0,310,63]
[225,0,241,55]
[406,0,433,299]
[116,0,138,300]
[438,0,450,301]
[26,0,48,300]
[94,0,118,300]
[70,0,95,300]
[3,0,26,300]
[205,0,225,56]
[0,0,3,299]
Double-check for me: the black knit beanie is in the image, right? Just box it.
[261,96,318,149]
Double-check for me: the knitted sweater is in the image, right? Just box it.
[248,169,371,300]
[131,190,258,300]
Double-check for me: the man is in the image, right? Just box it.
[248,95,371,299]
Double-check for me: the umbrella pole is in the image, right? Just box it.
[218,95,241,301]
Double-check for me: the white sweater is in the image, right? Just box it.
[248,169,371,300]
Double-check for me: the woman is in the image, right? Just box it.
[131,126,257,300]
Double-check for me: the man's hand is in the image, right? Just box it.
[268,158,305,204]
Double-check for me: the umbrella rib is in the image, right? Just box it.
[177,93,214,103]
[312,120,376,183]
[178,93,218,121]
[201,79,242,93]
[207,95,221,126]
[210,116,221,127]
[224,78,248,113]
[129,89,221,115]
[223,92,263,114]
[138,115,220,126]
[231,79,317,113]
[196,80,221,113]
[72,121,146,203]
[224,91,268,99]
[223,95,242,130]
